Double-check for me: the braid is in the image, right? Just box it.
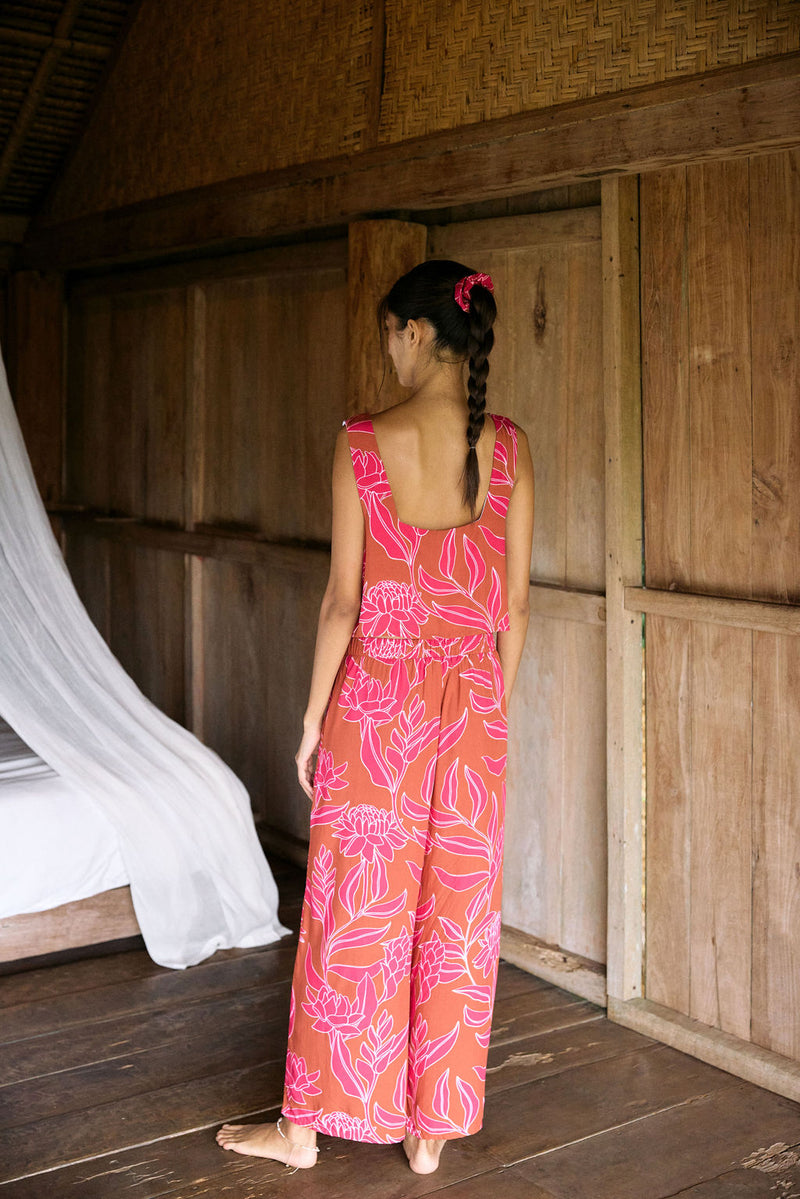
[461,288,496,515]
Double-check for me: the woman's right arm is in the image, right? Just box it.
[497,425,534,702]
[295,425,365,798]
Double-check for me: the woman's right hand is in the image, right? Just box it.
[295,724,322,801]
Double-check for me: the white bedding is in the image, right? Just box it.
[0,716,128,919]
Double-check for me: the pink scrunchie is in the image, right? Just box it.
[454,272,494,312]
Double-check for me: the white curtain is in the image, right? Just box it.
[0,343,291,968]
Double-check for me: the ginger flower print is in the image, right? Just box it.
[340,657,410,724]
[360,580,428,639]
[313,746,348,801]
[381,930,413,999]
[333,804,409,862]
[284,1052,322,1104]
[316,1111,377,1140]
[474,911,502,975]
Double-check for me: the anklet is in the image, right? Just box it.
[277,1117,319,1173]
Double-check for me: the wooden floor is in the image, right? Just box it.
[3,856,800,1199]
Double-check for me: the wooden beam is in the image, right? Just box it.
[500,924,607,1009]
[626,585,800,635]
[602,177,644,1004]
[347,219,427,415]
[529,582,606,626]
[608,995,800,1105]
[0,0,87,193]
[53,512,331,571]
[20,55,800,272]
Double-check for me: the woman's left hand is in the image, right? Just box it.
[295,725,322,801]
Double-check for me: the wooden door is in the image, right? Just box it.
[428,208,606,991]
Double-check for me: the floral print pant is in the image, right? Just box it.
[281,633,507,1143]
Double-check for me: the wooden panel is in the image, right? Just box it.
[688,159,752,599]
[752,632,800,1060]
[62,530,110,644]
[347,219,427,414]
[66,288,186,522]
[750,150,800,604]
[641,167,691,591]
[201,264,346,543]
[200,554,329,837]
[7,271,63,505]
[644,613,691,1013]
[107,542,186,724]
[688,621,752,1038]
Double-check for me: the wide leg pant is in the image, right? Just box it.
[281,633,507,1143]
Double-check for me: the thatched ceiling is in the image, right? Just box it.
[0,0,140,235]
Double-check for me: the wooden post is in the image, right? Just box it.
[7,269,64,506]
[184,283,206,740]
[347,219,427,415]
[602,177,644,1002]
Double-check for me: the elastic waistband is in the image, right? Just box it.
[349,632,495,663]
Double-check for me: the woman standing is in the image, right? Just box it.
[217,260,534,1174]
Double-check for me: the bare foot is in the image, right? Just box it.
[403,1133,445,1174]
[216,1118,318,1170]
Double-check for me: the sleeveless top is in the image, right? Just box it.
[344,413,518,646]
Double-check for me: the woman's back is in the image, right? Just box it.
[369,402,499,533]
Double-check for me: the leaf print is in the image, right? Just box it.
[332,923,393,954]
[483,717,507,740]
[480,525,505,554]
[456,1077,480,1128]
[339,861,365,918]
[482,753,506,776]
[438,709,468,753]
[432,864,489,891]
[367,493,412,563]
[434,832,487,858]
[431,601,491,631]
[433,1068,451,1121]
[416,564,459,596]
[464,765,489,823]
[463,536,486,592]
[470,691,500,713]
[487,567,502,625]
[439,528,457,577]
[360,720,396,790]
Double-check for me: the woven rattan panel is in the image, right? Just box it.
[379,0,800,143]
[43,0,375,222]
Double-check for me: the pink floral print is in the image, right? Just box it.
[282,413,518,1144]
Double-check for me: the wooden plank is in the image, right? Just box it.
[641,166,691,590]
[0,888,139,964]
[608,995,800,1103]
[107,541,186,724]
[347,219,427,414]
[752,632,800,1061]
[201,265,347,543]
[6,270,64,505]
[200,555,329,836]
[689,622,752,1038]
[0,946,297,1044]
[529,582,605,625]
[511,1081,800,1198]
[626,586,800,635]
[428,207,601,255]
[18,58,800,271]
[69,237,347,299]
[688,159,753,599]
[601,176,644,1003]
[560,620,607,965]
[644,613,692,1014]
[477,1042,741,1167]
[500,922,607,1007]
[750,150,800,604]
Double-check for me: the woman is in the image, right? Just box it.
[217,260,534,1174]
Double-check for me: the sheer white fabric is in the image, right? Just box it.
[0,344,291,967]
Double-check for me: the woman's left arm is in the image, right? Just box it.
[295,426,365,798]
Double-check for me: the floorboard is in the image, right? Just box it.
[1,855,798,1199]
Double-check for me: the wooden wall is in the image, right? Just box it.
[39,0,800,224]
[428,208,606,965]
[63,244,348,847]
[641,148,800,1061]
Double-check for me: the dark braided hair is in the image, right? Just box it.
[378,259,497,517]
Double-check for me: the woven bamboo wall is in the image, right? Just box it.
[641,148,800,1060]
[42,0,800,224]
